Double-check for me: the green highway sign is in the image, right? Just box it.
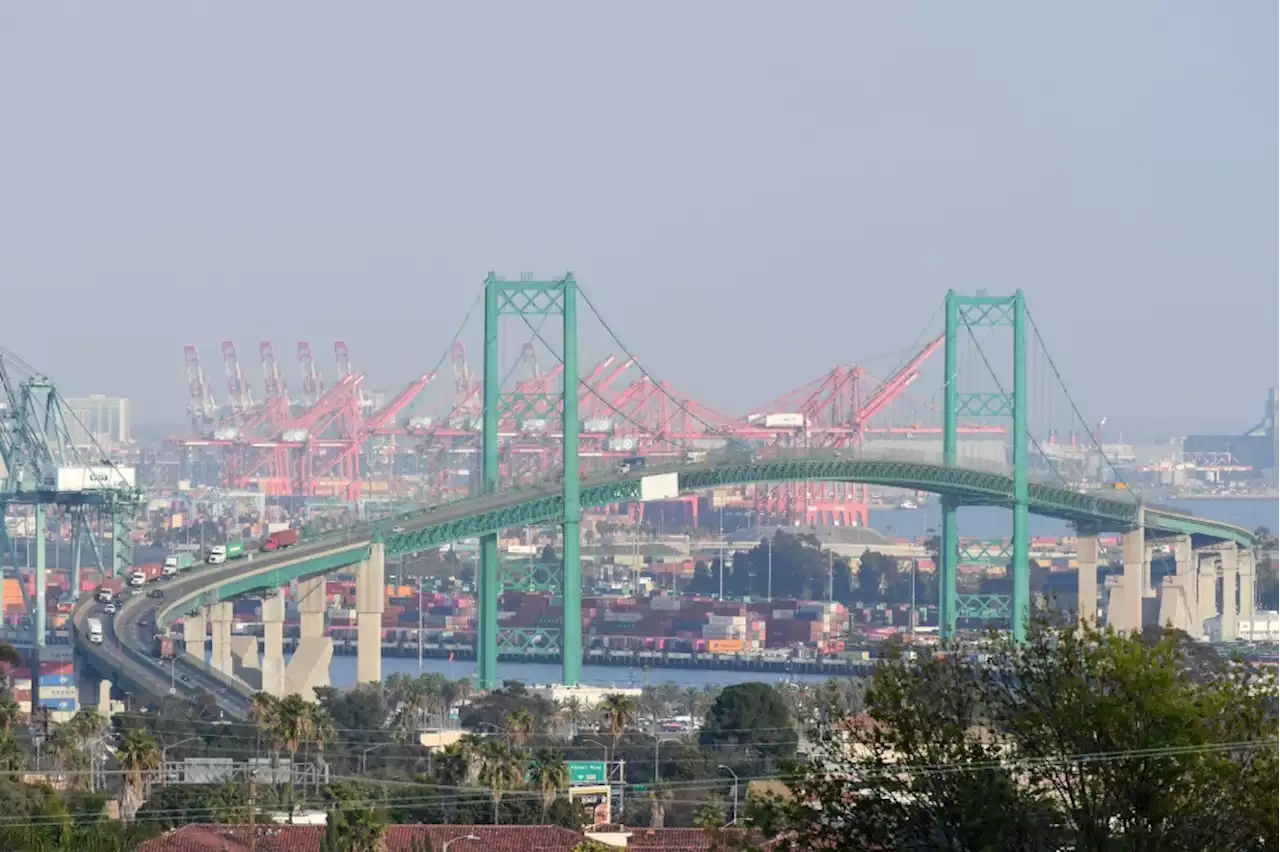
[567,760,608,785]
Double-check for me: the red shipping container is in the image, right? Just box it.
[39,662,74,675]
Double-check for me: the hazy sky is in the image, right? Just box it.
[1,3,1275,435]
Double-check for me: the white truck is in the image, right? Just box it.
[129,570,147,588]
[86,617,104,644]
[207,545,227,565]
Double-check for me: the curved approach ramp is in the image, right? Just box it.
[75,449,1253,708]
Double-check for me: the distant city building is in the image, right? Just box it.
[65,394,131,450]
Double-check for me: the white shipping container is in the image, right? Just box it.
[583,419,614,433]
[650,596,681,611]
[706,614,747,626]
[213,427,240,441]
[763,413,806,429]
[281,429,309,442]
[39,685,78,700]
[608,437,637,452]
[54,466,137,492]
[522,419,549,434]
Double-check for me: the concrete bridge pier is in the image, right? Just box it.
[1076,531,1099,625]
[1219,545,1238,641]
[286,575,331,701]
[182,611,206,664]
[1196,550,1219,633]
[1238,549,1256,636]
[1157,535,1196,633]
[1107,526,1145,633]
[230,635,262,690]
[210,602,233,675]
[97,679,112,715]
[261,595,286,697]
[356,543,386,686]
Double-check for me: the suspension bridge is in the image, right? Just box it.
[40,275,1258,712]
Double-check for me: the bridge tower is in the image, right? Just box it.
[480,273,582,689]
[940,291,1030,642]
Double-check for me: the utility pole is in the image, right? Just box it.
[248,769,257,852]
[767,535,773,603]
[827,548,833,602]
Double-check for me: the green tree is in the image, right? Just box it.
[699,683,797,766]
[322,802,389,852]
[757,617,1279,851]
[505,707,536,748]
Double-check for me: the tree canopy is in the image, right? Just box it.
[753,617,1279,851]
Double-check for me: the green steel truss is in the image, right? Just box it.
[481,273,583,689]
[958,539,1012,565]
[501,560,562,593]
[955,594,1012,620]
[153,457,1254,636]
[941,291,1030,642]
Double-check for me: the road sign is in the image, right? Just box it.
[567,760,608,785]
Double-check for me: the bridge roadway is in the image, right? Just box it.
[70,449,1255,711]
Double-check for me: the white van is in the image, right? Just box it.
[207,545,227,565]
[129,571,147,588]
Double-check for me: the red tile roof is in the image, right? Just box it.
[137,824,588,852]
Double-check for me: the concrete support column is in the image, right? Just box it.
[1238,550,1256,638]
[356,542,386,686]
[1219,545,1238,641]
[97,679,112,716]
[297,576,327,639]
[1112,526,1144,632]
[209,602,233,675]
[1076,531,1099,625]
[183,611,207,664]
[1196,551,1218,632]
[262,595,285,697]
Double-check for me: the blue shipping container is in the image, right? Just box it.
[37,698,77,712]
[38,674,74,687]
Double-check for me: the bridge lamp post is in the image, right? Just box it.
[360,741,395,774]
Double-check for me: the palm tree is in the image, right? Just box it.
[476,738,526,824]
[638,692,668,733]
[310,704,336,794]
[0,693,22,733]
[117,728,160,821]
[505,707,536,748]
[528,747,570,822]
[558,696,586,737]
[598,693,638,755]
[680,686,705,721]
[45,725,79,788]
[271,694,316,820]
[0,731,24,773]
[249,691,280,762]
[648,784,673,828]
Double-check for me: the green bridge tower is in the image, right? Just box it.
[479,273,583,689]
[940,290,1030,642]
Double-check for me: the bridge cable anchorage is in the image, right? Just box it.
[1025,306,1134,497]
[959,312,1070,487]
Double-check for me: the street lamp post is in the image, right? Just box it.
[718,764,739,825]
[361,741,395,774]
[442,834,482,852]
[160,735,202,787]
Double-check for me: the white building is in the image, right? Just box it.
[1203,611,1280,643]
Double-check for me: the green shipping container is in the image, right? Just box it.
[225,541,247,559]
